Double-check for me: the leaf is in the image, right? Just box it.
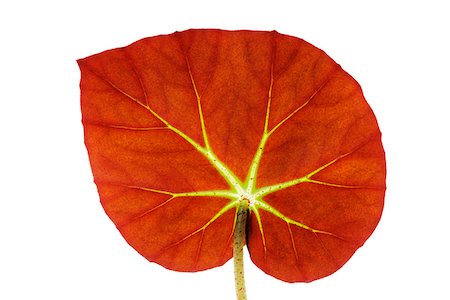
[78,29,386,283]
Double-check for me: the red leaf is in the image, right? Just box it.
[78,29,386,282]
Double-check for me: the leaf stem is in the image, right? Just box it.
[234,202,248,300]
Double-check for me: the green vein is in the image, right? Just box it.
[125,185,239,199]
[267,71,333,136]
[253,177,308,199]
[245,63,273,194]
[122,48,150,107]
[305,150,354,178]
[161,200,240,250]
[186,56,211,150]
[249,205,267,259]
[253,148,364,198]
[253,200,341,238]
[116,187,239,229]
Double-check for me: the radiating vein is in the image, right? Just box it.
[245,63,274,193]
[186,56,211,150]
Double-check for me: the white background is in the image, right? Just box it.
[1,0,449,299]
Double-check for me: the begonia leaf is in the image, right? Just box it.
[78,29,386,283]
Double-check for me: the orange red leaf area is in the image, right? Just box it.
[78,29,386,282]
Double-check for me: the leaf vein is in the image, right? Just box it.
[185,56,211,150]
[268,67,338,136]
[161,200,239,251]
